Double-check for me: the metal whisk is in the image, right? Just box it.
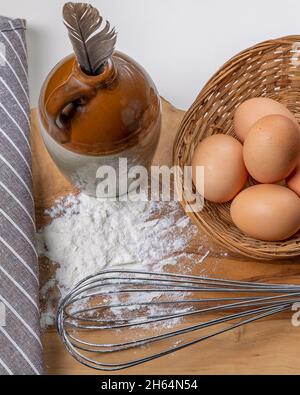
[56,270,300,371]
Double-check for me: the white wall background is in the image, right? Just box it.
[1,0,300,110]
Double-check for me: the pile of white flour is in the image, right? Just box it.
[37,193,211,327]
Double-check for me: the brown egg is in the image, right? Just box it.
[230,184,300,241]
[243,114,300,183]
[234,97,299,142]
[192,134,248,203]
[287,160,300,197]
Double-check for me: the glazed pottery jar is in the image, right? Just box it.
[39,51,161,197]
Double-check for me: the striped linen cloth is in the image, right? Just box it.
[0,16,43,375]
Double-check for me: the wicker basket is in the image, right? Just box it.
[174,35,300,260]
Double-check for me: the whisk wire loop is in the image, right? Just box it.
[57,270,300,371]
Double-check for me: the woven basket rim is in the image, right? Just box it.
[173,35,300,261]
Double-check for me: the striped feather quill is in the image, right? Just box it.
[63,2,117,75]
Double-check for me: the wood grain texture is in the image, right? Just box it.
[32,100,300,375]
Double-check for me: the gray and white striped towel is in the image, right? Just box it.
[0,16,43,375]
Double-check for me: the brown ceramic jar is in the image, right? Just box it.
[39,51,161,197]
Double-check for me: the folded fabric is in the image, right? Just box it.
[0,16,43,375]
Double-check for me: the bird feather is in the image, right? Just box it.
[63,2,117,75]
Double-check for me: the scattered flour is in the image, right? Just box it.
[37,193,210,328]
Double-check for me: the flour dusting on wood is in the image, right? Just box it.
[37,193,213,328]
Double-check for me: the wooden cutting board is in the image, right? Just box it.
[32,99,300,375]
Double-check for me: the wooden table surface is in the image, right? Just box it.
[32,100,300,375]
